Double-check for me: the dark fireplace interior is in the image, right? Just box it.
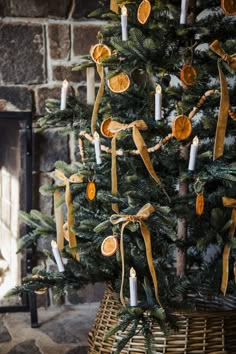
[0,112,32,306]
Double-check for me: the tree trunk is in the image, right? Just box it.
[176,144,189,277]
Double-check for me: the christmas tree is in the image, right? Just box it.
[10,0,236,352]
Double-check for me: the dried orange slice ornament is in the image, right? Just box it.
[86,181,96,201]
[196,193,204,216]
[137,0,151,24]
[172,115,192,140]
[221,0,236,15]
[32,275,48,295]
[90,43,112,64]
[101,235,118,257]
[180,64,197,86]
[100,117,115,138]
[107,72,130,93]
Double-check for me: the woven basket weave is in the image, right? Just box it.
[88,285,236,354]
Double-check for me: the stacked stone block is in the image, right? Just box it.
[0,0,105,303]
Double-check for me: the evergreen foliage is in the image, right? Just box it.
[11,0,236,352]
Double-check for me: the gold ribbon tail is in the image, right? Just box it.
[132,125,170,202]
[109,120,170,202]
[221,197,236,295]
[111,135,119,213]
[213,61,230,160]
[110,0,119,13]
[65,180,79,260]
[110,203,162,307]
[139,220,162,307]
[55,170,83,261]
[54,190,64,250]
[91,64,104,135]
[120,221,130,306]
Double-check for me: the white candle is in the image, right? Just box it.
[121,5,128,41]
[86,67,95,105]
[180,0,189,24]
[188,136,199,171]
[51,240,65,272]
[155,84,162,121]
[129,267,138,306]
[60,79,69,110]
[93,132,102,165]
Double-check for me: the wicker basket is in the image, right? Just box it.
[88,285,236,354]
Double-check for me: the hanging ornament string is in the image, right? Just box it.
[221,197,236,296]
[54,170,83,261]
[209,40,236,160]
[110,203,162,308]
[108,120,170,202]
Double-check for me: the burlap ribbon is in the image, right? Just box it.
[110,0,119,13]
[109,120,170,203]
[110,203,162,307]
[91,64,105,135]
[54,170,83,261]
[221,197,236,295]
[210,40,236,160]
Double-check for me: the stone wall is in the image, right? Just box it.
[0,0,106,303]
[0,0,104,203]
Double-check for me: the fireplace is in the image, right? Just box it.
[0,112,34,312]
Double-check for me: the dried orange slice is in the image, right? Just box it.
[32,275,48,295]
[86,181,96,201]
[172,115,192,140]
[196,193,204,216]
[100,117,115,138]
[221,0,236,15]
[101,235,118,257]
[90,43,111,64]
[107,72,130,93]
[137,0,151,24]
[180,64,197,86]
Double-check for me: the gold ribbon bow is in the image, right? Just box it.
[91,64,105,135]
[110,203,162,307]
[110,0,119,13]
[221,197,236,295]
[54,170,83,261]
[109,120,170,207]
[210,40,236,160]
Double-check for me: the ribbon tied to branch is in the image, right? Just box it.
[110,203,162,308]
[221,197,236,295]
[110,0,119,13]
[54,170,83,261]
[210,40,236,160]
[108,120,170,212]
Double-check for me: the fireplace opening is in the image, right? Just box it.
[0,112,32,307]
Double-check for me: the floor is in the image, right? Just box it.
[0,302,100,354]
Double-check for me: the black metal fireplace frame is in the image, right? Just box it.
[0,111,38,327]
